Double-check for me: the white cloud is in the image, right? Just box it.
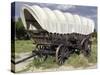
[56,5,76,11]
[37,3,76,11]
[86,14,97,19]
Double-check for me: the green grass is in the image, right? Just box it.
[87,44,97,63]
[15,40,34,53]
[66,54,89,68]
[66,39,97,68]
[14,39,97,72]
[32,56,59,69]
[17,56,59,73]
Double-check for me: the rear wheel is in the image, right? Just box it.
[56,44,69,65]
[82,40,91,57]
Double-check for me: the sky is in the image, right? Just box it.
[11,2,97,29]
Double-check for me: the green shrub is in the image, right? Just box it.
[15,18,28,40]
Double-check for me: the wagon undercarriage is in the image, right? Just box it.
[28,30,92,65]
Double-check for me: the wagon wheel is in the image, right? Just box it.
[33,44,48,62]
[33,55,48,63]
[85,41,91,57]
[56,44,68,65]
[82,40,92,57]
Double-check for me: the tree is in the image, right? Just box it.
[15,18,29,40]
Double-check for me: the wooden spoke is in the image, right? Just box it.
[56,44,68,65]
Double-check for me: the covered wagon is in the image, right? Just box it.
[16,4,95,65]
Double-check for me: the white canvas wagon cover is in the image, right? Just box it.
[20,4,95,35]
